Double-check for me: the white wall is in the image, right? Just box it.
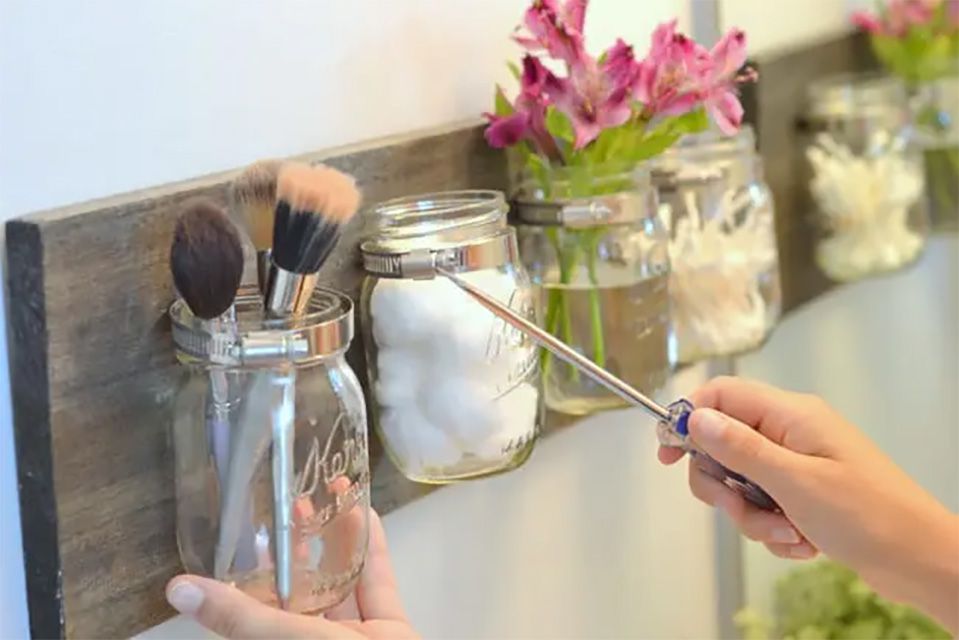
[719,0,868,57]
[0,1,687,636]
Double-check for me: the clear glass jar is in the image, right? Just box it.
[804,73,929,282]
[170,286,369,613]
[512,163,671,415]
[653,126,781,364]
[359,191,541,484]
[914,74,959,231]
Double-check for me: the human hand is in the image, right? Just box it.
[658,376,959,632]
[165,509,419,639]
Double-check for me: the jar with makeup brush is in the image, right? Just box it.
[359,190,542,484]
[169,286,369,613]
[803,73,929,282]
[511,163,672,416]
[653,126,781,364]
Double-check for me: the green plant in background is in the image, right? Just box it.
[484,1,755,379]
[734,560,950,640]
[853,0,959,225]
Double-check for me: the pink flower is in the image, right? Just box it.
[851,10,884,33]
[514,0,588,67]
[484,56,562,159]
[701,28,752,134]
[545,40,640,148]
[852,0,946,36]
[635,20,711,118]
[636,22,754,135]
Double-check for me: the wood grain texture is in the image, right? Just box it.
[6,121,507,638]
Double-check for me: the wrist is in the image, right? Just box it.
[897,508,959,634]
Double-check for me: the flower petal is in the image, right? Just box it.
[707,90,744,135]
[710,29,748,81]
[484,112,529,148]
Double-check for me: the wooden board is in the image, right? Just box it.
[6,121,507,638]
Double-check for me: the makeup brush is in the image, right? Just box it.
[229,159,283,293]
[170,199,244,321]
[264,162,362,316]
[170,200,259,571]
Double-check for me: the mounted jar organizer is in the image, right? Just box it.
[653,126,781,364]
[511,164,672,416]
[803,73,929,282]
[170,286,369,613]
[359,190,541,484]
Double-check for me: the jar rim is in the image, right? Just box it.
[806,72,907,117]
[362,190,507,248]
[170,285,354,366]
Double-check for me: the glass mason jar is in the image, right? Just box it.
[170,286,369,613]
[653,126,781,364]
[511,162,671,415]
[913,74,959,231]
[804,73,929,282]
[359,191,541,484]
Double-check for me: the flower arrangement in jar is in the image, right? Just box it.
[853,0,959,229]
[484,0,756,413]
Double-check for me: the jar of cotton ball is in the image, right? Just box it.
[359,191,542,483]
[169,286,369,613]
[804,73,929,282]
[653,126,781,364]
[511,163,671,416]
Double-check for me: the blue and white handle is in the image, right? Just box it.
[657,399,780,512]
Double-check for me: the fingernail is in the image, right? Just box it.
[167,581,205,615]
[691,409,726,441]
[772,527,801,544]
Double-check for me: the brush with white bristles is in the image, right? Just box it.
[229,159,283,294]
[264,162,362,316]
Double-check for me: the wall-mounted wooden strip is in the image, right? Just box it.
[7,121,507,638]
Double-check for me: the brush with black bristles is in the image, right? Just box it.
[229,159,283,294]
[170,199,259,573]
[264,162,361,316]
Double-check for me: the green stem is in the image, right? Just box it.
[583,228,606,368]
[541,229,580,384]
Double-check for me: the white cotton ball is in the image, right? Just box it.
[375,348,421,407]
[420,377,499,449]
[379,408,416,473]
[394,405,463,470]
[474,383,540,461]
[381,406,463,474]
[370,279,453,347]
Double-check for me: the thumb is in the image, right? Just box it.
[166,575,335,639]
[689,408,798,494]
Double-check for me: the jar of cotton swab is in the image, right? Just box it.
[653,126,781,364]
[804,73,929,282]
[359,191,542,483]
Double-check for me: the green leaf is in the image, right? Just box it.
[493,86,514,117]
[627,132,682,162]
[525,153,551,196]
[545,107,575,144]
[507,60,522,81]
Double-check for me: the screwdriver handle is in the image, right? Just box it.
[657,399,781,512]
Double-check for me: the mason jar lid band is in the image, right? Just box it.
[511,191,652,227]
[360,230,517,279]
[171,288,354,367]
